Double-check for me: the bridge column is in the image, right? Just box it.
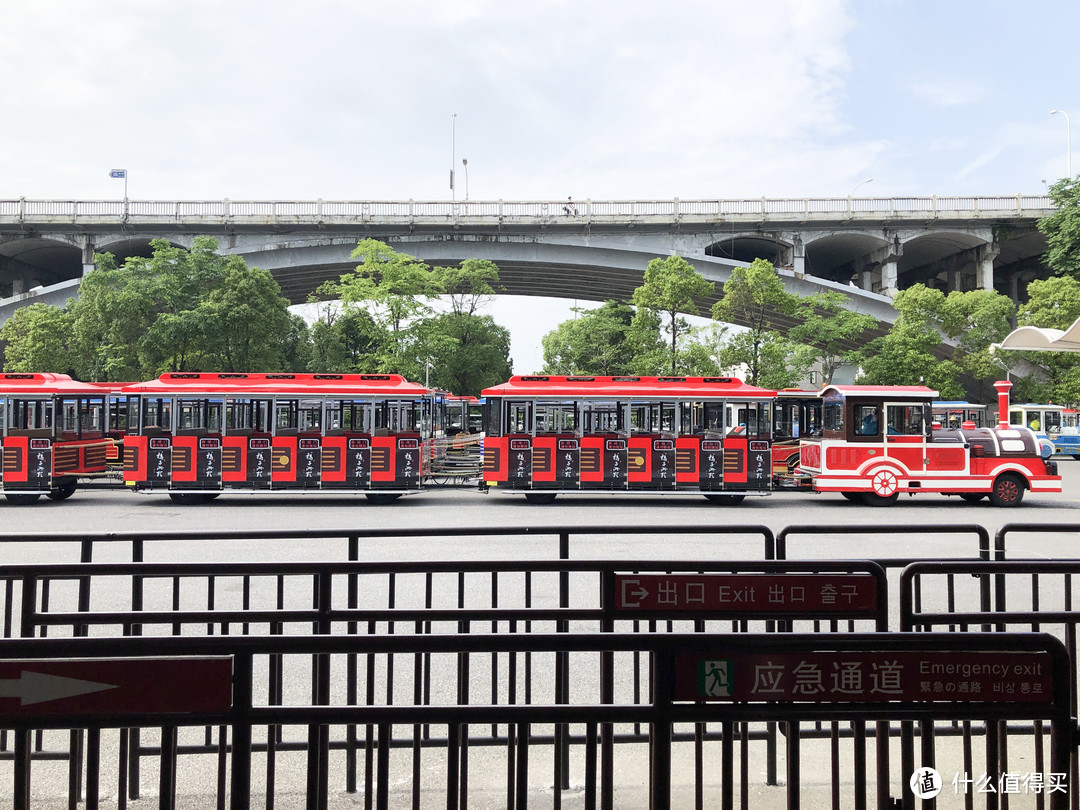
[880,260,899,297]
[80,236,96,276]
[975,242,1000,291]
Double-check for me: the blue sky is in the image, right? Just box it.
[2,0,1077,369]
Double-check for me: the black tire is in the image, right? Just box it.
[524,492,557,504]
[5,493,41,505]
[46,483,77,501]
[169,493,206,505]
[704,494,746,505]
[840,492,862,502]
[365,493,402,505]
[958,492,984,503]
[861,491,899,507]
[988,474,1025,507]
[201,493,221,502]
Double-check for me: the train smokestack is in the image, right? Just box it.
[993,380,1012,428]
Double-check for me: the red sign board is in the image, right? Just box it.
[0,657,232,717]
[614,574,878,613]
[674,651,1054,704]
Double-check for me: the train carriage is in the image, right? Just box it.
[797,381,1061,506]
[120,372,440,503]
[480,375,776,504]
[0,373,116,504]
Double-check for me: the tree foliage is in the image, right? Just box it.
[541,301,637,375]
[788,291,876,385]
[711,259,802,386]
[3,237,297,381]
[1011,276,1080,404]
[1038,176,1080,278]
[631,255,713,374]
[0,303,76,374]
[853,285,964,398]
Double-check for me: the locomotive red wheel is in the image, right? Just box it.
[870,468,899,497]
[988,474,1025,507]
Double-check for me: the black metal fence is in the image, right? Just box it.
[0,522,1075,810]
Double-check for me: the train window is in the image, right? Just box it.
[729,402,771,438]
[630,402,676,434]
[326,400,371,433]
[484,400,503,437]
[1044,410,1062,433]
[141,398,171,432]
[536,403,577,434]
[0,398,5,432]
[506,402,532,434]
[177,398,223,433]
[376,400,420,433]
[226,398,273,433]
[680,401,703,434]
[583,401,624,435]
[823,399,844,434]
[703,403,724,432]
[855,405,879,437]
[275,400,298,432]
[886,404,929,436]
[9,398,53,432]
[298,399,322,432]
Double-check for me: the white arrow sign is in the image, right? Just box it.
[0,671,118,706]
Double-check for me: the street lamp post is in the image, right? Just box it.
[450,113,457,200]
[462,158,469,201]
[849,177,874,197]
[1051,109,1072,179]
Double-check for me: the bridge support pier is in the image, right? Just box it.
[976,242,1000,291]
[80,236,96,277]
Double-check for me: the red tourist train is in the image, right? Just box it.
[0,371,1063,507]
[479,375,776,504]
[790,380,1060,506]
[119,372,441,503]
[0,373,118,504]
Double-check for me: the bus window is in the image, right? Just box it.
[855,405,879,437]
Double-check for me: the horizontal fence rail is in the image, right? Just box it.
[0,196,1056,229]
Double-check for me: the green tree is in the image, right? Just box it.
[541,301,637,375]
[788,291,877,385]
[1012,276,1080,404]
[421,313,512,397]
[307,307,380,373]
[318,239,442,379]
[631,255,714,374]
[1038,176,1080,278]
[68,237,297,379]
[853,284,964,398]
[711,259,801,386]
[0,303,76,374]
[938,288,1015,401]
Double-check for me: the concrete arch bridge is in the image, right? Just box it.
[0,196,1055,346]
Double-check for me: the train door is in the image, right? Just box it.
[628,401,675,490]
[580,400,622,489]
[884,402,930,472]
[723,400,772,488]
[222,398,274,488]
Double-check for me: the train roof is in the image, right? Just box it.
[482,375,777,399]
[0,372,115,395]
[120,372,432,397]
[821,384,938,401]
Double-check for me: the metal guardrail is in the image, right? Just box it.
[0,195,1055,227]
[0,632,1071,810]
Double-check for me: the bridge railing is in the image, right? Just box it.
[0,195,1055,225]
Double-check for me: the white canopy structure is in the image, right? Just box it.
[995,316,1080,352]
